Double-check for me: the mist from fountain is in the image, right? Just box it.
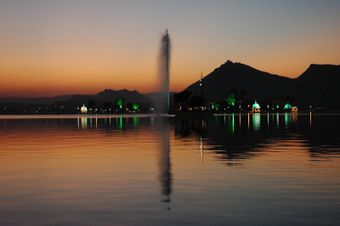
[156,29,171,114]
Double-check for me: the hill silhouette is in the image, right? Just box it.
[295,64,340,108]
[0,60,339,113]
[0,89,151,114]
[183,60,340,109]
[0,89,147,105]
[67,89,147,104]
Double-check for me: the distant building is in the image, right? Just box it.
[80,104,88,114]
[284,103,298,112]
[252,100,261,113]
[292,106,298,112]
[284,103,292,110]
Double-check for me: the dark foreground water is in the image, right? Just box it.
[0,113,339,226]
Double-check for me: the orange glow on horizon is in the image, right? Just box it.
[1,1,339,97]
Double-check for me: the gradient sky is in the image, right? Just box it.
[0,0,339,97]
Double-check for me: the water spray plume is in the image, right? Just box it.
[156,29,171,114]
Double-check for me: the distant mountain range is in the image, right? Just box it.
[0,89,148,105]
[0,88,178,114]
[184,60,340,109]
[1,60,339,111]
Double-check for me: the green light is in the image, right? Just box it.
[232,113,235,133]
[228,113,235,135]
[116,99,124,109]
[226,93,236,106]
[211,102,220,111]
[252,101,261,109]
[132,103,140,111]
[253,113,261,131]
[284,112,291,128]
[133,116,139,127]
[119,116,123,129]
[284,103,292,110]
[81,117,87,129]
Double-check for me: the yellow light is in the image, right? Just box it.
[80,104,88,114]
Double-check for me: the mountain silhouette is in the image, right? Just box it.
[295,64,340,107]
[1,61,339,113]
[0,89,147,105]
[185,60,292,100]
[183,60,340,109]
[67,89,147,104]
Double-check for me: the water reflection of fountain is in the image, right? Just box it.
[157,119,172,208]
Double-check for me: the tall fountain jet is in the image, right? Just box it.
[157,29,171,114]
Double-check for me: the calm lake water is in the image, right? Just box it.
[0,113,339,226]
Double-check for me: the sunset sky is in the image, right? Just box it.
[0,0,339,97]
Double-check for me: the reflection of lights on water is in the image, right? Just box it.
[119,116,123,129]
[116,116,123,129]
[77,117,88,129]
[81,117,87,129]
[284,113,291,128]
[292,112,298,123]
[199,137,204,165]
[201,119,206,129]
[211,112,307,133]
[252,113,260,131]
[283,112,297,128]
[74,116,142,130]
[226,114,235,134]
[309,112,312,128]
[133,116,139,128]
[231,113,235,134]
[247,113,250,129]
[267,113,270,128]
[239,113,242,128]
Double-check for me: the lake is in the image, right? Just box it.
[0,113,339,226]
